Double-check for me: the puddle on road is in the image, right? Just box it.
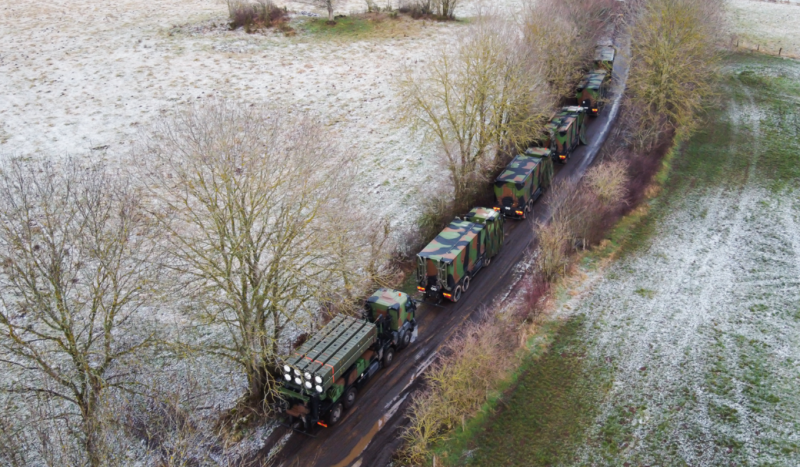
[331,394,409,467]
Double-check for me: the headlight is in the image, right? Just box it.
[283,365,291,373]
[315,385,323,393]
[314,375,322,384]
[305,381,312,389]
[284,374,291,381]
[294,377,301,385]
[304,372,312,381]
[293,369,300,376]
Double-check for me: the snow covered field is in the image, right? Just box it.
[562,56,800,464]
[729,0,800,57]
[0,0,512,233]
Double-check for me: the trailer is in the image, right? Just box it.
[417,217,503,303]
[275,288,417,432]
[546,106,587,164]
[493,148,554,219]
[577,69,609,117]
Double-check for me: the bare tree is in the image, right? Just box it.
[137,101,360,406]
[400,13,550,210]
[625,0,725,149]
[522,0,613,102]
[0,158,162,466]
[316,0,337,22]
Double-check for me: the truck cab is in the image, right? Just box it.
[577,70,609,116]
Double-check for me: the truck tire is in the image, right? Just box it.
[398,329,412,350]
[452,285,462,303]
[327,402,343,426]
[485,256,492,267]
[343,387,357,410]
[382,347,395,368]
[462,276,471,292]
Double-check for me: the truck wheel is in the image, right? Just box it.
[327,402,343,426]
[343,387,357,410]
[399,329,412,350]
[452,285,462,303]
[382,347,395,368]
[462,276,471,292]
[485,256,492,267]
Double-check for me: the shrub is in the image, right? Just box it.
[227,0,286,32]
[400,318,516,465]
[535,218,571,281]
[585,161,628,208]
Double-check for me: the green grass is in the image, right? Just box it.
[297,16,377,38]
[432,53,800,466]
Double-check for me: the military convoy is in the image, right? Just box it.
[275,38,617,434]
[275,288,417,431]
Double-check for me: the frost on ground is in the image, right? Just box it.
[565,70,800,464]
[0,0,510,233]
[729,0,800,56]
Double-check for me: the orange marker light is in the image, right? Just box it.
[493,207,501,212]
[515,211,524,216]
[443,293,452,299]
[318,421,328,428]
[417,286,425,292]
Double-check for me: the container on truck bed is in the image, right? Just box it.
[416,215,503,303]
[577,69,609,117]
[493,149,554,219]
[275,288,417,432]
[545,106,587,164]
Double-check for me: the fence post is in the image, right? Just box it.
[757,44,760,51]
[779,48,783,56]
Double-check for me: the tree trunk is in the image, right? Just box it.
[327,2,334,22]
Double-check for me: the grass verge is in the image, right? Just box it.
[438,52,800,466]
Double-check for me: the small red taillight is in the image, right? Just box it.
[493,207,501,212]
[559,155,567,160]
[592,109,598,112]
[515,211,524,215]
[417,286,425,292]
[318,421,328,428]
[443,293,452,299]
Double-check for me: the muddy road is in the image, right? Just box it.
[259,38,630,467]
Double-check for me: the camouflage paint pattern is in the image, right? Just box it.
[417,220,483,293]
[465,207,504,259]
[365,288,414,332]
[285,315,377,396]
[546,106,587,162]
[493,152,554,217]
[577,70,609,115]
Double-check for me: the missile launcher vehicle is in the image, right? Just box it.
[275,288,417,432]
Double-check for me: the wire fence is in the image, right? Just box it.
[733,38,800,60]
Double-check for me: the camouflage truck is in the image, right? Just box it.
[545,106,587,164]
[275,288,417,432]
[577,70,609,117]
[493,148,554,219]
[417,215,503,303]
[594,45,616,74]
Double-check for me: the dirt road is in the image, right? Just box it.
[260,37,631,467]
